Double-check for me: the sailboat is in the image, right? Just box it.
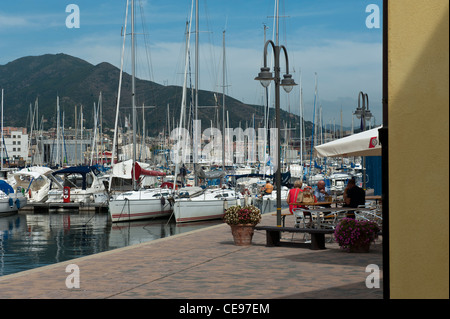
[171,8,241,223]
[107,0,173,223]
[0,89,27,216]
[173,187,239,223]
[108,161,173,222]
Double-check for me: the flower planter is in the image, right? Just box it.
[334,218,380,253]
[224,205,261,246]
[348,242,371,253]
[230,224,255,246]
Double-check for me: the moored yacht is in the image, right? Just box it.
[108,162,172,222]
[173,187,240,223]
[0,180,27,216]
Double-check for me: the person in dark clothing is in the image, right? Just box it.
[343,178,365,218]
[179,164,187,186]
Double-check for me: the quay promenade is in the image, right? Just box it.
[0,211,383,300]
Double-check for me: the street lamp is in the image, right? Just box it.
[354,91,373,131]
[354,91,373,191]
[255,39,297,227]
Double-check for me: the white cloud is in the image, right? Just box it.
[0,12,63,30]
[0,13,33,28]
[126,36,382,127]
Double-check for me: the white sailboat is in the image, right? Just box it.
[108,1,172,222]
[171,3,239,223]
[108,161,173,222]
[173,187,240,223]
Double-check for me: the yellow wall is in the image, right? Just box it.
[388,0,449,298]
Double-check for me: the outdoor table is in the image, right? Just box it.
[366,195,382,205]
[292,206,348,229]
[290,201,335,207]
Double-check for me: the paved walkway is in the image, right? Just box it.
[0,212,383,299]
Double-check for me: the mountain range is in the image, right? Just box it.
[0,53,312,140]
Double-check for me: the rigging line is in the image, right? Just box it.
[138,0,154,84]
[281,0,288,51]
[201,0,219,94]
[224,15,228,32]
[309,73,317,180]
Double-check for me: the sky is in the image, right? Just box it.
[0,0,383,128]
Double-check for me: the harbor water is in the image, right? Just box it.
[0,211,222,277]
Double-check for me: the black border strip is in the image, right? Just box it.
[380,0,390,300]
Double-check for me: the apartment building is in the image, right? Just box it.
[1,127,29,165]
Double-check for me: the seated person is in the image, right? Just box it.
[286,180,304,214]
[314,180,331,208]
[343,178,366,218]
[262,180,273,195]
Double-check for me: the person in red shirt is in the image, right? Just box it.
[286,180,304,214]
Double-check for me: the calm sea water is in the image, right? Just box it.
[0,211,222,277]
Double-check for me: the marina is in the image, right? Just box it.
[0,0,445,301]
[0,0,389,301]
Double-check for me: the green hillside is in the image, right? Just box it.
[0,53,312,140]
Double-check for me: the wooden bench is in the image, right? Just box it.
[255,226,335,250]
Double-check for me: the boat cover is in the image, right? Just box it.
[133,162,166,180]
[0,180,14,194]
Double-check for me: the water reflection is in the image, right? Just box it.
[0,212,222,276]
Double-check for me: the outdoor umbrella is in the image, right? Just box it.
[314,126,382,157]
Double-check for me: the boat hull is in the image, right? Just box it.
[108,198,172,222]
[174,198,239,223]
[0,196,27,217]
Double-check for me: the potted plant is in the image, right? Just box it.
[334,218,380,252]
[223,205,262,246]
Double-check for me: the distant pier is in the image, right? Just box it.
[20,202,108,213]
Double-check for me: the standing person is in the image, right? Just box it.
[343,178,366,218]
[286,180,304,214]
[179,164,187,186]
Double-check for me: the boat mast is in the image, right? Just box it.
[75,104,77,165]
[299,69,303,166]
[194,0,199,185]
[56,96,60,167]
[131,0,137,191]
[309,73,318,181]
[195,0,199,127]
[1,89,3,170]
[222,30,226,170]
[80,105,83,164]
[108,0,129,191]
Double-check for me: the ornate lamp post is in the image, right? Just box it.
[255,40,296,227]
[354,91,373,131]
[354,91,373,190]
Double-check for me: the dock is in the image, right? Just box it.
[0,212,383,301]
[19,201,108,213]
